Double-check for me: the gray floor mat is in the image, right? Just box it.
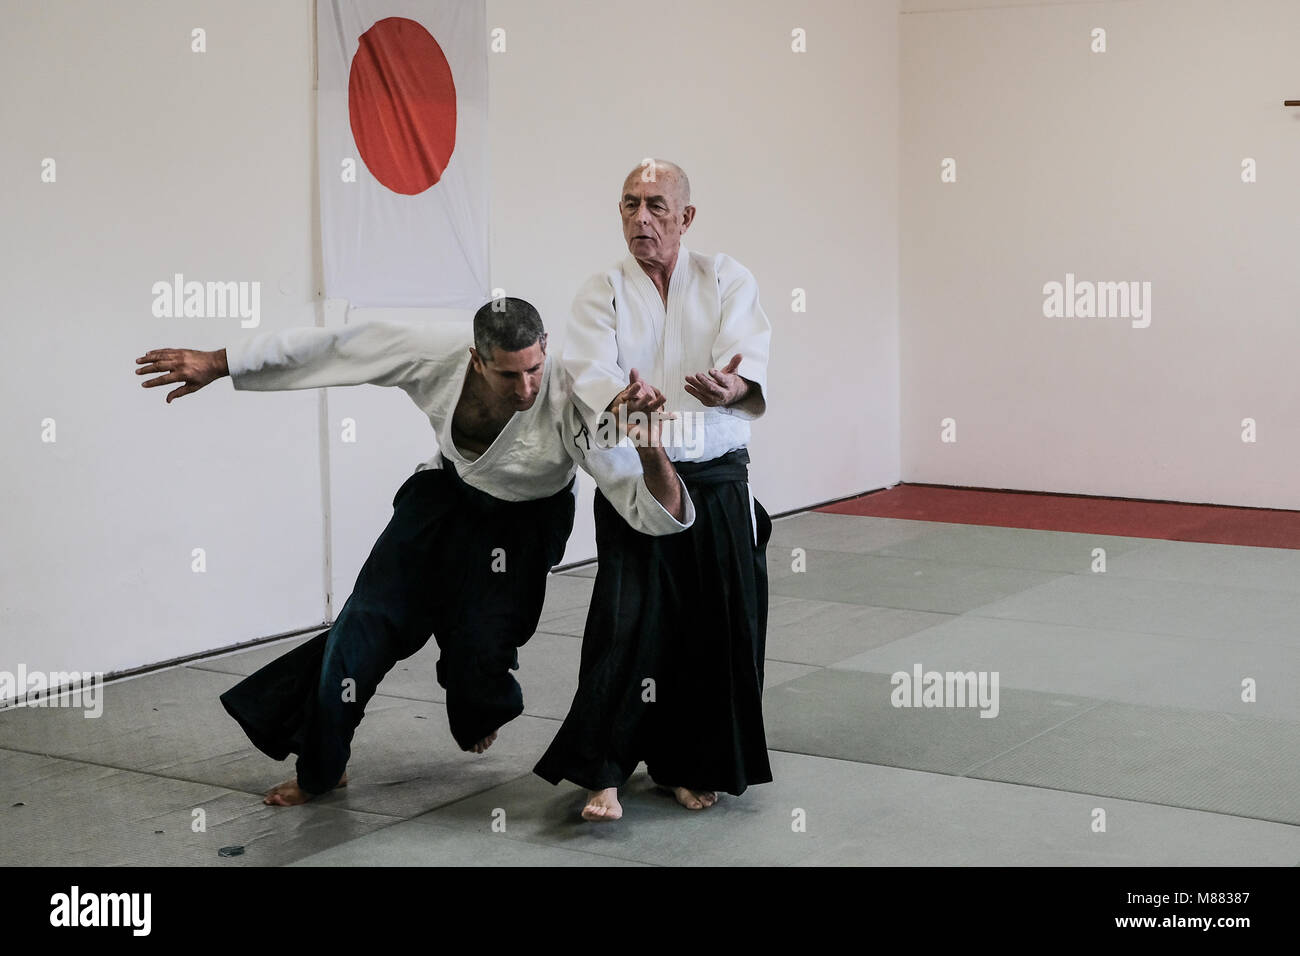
[409,751,1300,867]
[768,548,1064,613]
[832,615,1300,719]
[0,749,395,866]
[763,667,1097,774]
[767,513,942,556]
[10,516,1299,865]
[766,596,951,666]
[968,703,1300,827]
[971,574,1300,647]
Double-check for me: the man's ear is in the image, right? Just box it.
[468,346,483,372]
[681,204,696,231]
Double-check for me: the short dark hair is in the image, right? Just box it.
[473,296,546,359]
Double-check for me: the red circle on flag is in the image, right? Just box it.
[348,17,457,196]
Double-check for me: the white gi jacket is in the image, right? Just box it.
[564,245,771,463]
[226,319,695,536]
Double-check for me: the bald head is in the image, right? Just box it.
[619,159,695,272]
[623,159,691,206]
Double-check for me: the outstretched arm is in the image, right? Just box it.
[135,321,438,403]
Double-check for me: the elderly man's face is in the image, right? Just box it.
[619,172,693,265]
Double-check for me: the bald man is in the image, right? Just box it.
[534,160,774,820]
[136,298,692,806]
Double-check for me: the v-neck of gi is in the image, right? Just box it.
[443,349,531,468]
[624,247,690,408]
[625,245,689,318]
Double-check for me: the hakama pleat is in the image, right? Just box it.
[535,448,773,795]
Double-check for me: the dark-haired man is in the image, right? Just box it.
[135,298,691,806]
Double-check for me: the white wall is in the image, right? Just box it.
[1,0,899,683]
[2,0,327,683]
[900,0,1300,507]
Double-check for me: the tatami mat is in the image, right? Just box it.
[292,751,1300,867]
[832,615,1300,719]
[5,515,1298,865]
[0,749,395,866]
[968,703,1300,827]
[769,549,1064,614]
[763,668,1099,774]
[971,574,1300,646]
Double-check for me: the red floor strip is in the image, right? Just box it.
[816,485,1300,550]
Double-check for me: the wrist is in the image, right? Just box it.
[636,442,666,463]
[728,377,749,406]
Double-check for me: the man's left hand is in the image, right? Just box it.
[684,353,749,408]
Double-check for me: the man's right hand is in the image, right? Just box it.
[608,370,685,522]
[607,368,674,449]
[605,367,666,414]
[136,348,228,404]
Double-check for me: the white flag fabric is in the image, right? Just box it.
[317,0,488,307]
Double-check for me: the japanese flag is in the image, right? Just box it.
[317,0,488,307]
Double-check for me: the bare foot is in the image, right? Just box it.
[581,788,623,822]
[466,731,497,754]
[263,772,348,807]
[672,786,718,811]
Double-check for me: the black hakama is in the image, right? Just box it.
[220,457,575,794]
[534,448,773,795]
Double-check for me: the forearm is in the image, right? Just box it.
[711,254,772,420]
[637,445,685,523]
[727,377,765,416]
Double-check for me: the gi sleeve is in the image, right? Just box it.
[564,271,628,431]
[226,320,439,393]
[559,399,695,537]
[711,254,771,421]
